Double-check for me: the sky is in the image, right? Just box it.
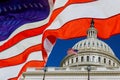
[46,34,120,67]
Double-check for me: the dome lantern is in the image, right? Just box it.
[87,19,97,38]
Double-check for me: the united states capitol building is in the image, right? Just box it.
[20,20,120,80]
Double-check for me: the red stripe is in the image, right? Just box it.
[53,0,94,4]
[42,0,95,40]
[9,60,45,80]
[41,0,96,61]
[42,14,120,62]
[48,0,95,29]
[53,0,55,4]
[0,44,43,67]
[43,14,120,42]
[0,1,104,79]
[47,36,56,44]
[0,24,47,52]
[66,0,96,4]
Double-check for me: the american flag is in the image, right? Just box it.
[1,0,120,80]
[67,48,78,55]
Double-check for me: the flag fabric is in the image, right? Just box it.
[42,0,120,60]
[1,0,120,80]
[67,48,78,55]
[0,0,53,80]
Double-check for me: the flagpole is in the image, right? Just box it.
[87,65,91,80]
[43,67,47,80]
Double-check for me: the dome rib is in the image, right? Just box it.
[72,38,115,56]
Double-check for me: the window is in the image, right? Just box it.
[92,56,95,62]
[80,43,82,47]
[71,58,73,63]
[109,60,111,65]
[93,42,94,46]
[89,32,90,37]
[98,57,101,62]
[88,42,90,47]
[93,31,94,34]
[105,45,106,48]
[84,42,86,46]
[87,56,89,62]
[68,60,69,65]
[97,42,99,47]
[113,63,115,66]
[76,44,78,48]
[76,57,78,62]
[104,58,106,63]
[81,56,84,62]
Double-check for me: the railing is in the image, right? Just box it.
[26,66,120,72]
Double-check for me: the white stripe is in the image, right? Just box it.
[46,0,120,30]
[53,0,68,10]
[0,1,52,80]
[0,16,49,46]
[44,38,54,57]
[43,0,120,57]
[0,35,42,59]
[48,0,54,8]
[58,0,120,21]
[0,0,54,46]
[0,0,55,58]
[0,51,43,80]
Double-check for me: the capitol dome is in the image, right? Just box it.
[72,19,115,56]
[61,19,120,69]
[72,37,115,56]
